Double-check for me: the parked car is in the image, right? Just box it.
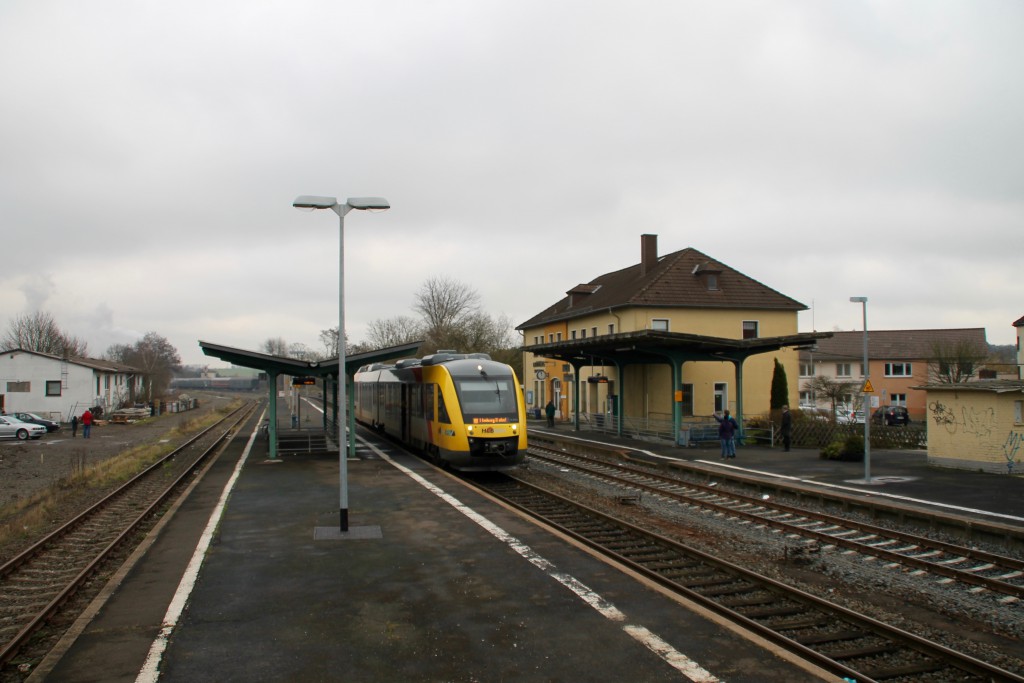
[0,415,47,440]
[872,405,911,425]
[11,411,60,432]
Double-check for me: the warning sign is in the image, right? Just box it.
[862,379,875,393]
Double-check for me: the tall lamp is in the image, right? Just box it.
[293,195,390,532]
[849,296,871,482]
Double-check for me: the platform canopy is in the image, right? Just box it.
[198,340,423,461]
[524,328,833,440]
[524,329,832,365]
[198,340,423,378]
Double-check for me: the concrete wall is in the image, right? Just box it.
[925,388,1024,474]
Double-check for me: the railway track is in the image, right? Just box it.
[0,401,259,675]
[528,445,1024,603]
[474,473,1024,683]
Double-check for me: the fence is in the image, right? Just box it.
[575,413,775,448]
[560,412,925,450]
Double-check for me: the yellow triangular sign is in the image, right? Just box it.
[862,379,875,393]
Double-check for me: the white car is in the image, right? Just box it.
[0,415,47,440]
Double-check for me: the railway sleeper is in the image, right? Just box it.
[699,583,761,598]
[793,629,870,646]
[860,659,949,679]
[739,604,809,619]
[765,614,834,631]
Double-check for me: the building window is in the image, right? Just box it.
[799,390,813,405]
[46,381,62,397]
[548,334,554,343]
[742,321,759,339]
[680,383,693,417]
[6,381,30,392]
[836,363,851,377]
[534,336,540,345]
[556,332,562,342]
[580,329,587,339]
[799,363,815,377]
[706,274,718,290]
[571,330,577,340]
[890,393,907,406]
[1015,400,1023,425]
[608,324,615,334]
[884,363,912,377]
[591,327,598,337]
[651,318,669,332]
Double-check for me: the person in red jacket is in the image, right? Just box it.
[81,409,93,439]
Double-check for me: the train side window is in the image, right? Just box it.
[425,384,435,420]
[437,387,451,424]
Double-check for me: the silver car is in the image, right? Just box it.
[0,415,47,440]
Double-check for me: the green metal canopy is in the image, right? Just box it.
[525,329,833,440]
[198,340,423,459]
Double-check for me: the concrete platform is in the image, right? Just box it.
[40,416,832,683]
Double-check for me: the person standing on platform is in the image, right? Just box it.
[713,410,739,459]
[71,414,79,437]
[545,400,555,427]
[780,405,792,452]
[81,409,93,439]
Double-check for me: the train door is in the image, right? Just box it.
[401,384,409,442]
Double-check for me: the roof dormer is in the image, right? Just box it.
[692,262,722,291]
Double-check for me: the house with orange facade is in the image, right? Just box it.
[798,328,989,422]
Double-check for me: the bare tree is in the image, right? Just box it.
[319,327,339,358]
[365,316,423,349]
[262,337,288,356]
[106,332,182,401]
[287,342,320,361]
[929,340,988,383]
[414,276,481,340]
[805,376,858,419]
[2,311,88,356]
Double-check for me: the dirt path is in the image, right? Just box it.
[0,394,244,508]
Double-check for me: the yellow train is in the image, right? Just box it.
[353,352,527,471]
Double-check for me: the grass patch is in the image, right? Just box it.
[0,400,242,554]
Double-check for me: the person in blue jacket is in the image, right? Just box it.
[713,410,739,459]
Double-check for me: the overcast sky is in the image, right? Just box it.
[2,1,1021,367]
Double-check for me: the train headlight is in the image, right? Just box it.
[467,425,474,436]
[511,424,518,434]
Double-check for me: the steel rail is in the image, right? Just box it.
[475,474,1023,683]
[529,445,1024,600]
[0,401,258,669]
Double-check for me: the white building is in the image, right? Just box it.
[0,348,144,422]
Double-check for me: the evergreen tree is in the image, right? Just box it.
[770,358,790,410]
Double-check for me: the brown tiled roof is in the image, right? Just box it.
[517,246,806,329]
[800,328,988,362]
[912,379,1024,393]
[1013,315,1024,327]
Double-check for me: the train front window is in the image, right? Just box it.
[454,377,518,420]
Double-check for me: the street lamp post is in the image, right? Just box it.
[850,296,870,482]
[293,195,390,532]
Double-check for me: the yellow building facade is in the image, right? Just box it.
[519,235,809,427]
[920,381,1024,474]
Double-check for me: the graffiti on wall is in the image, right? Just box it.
[1005,431,1023,475]
[928,400,996,438]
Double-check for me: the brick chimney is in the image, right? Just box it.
[641,234,657,276]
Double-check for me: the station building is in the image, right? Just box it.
[518,234,824,436]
